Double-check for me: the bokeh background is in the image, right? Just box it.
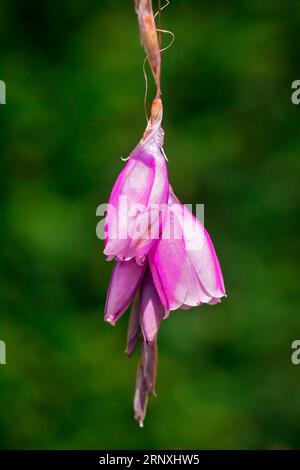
[0,0,299,449]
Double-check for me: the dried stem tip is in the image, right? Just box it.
[134,0,161,96]
[151,97,162,123]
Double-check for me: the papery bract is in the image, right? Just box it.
[133,362,149,428]
[134,0,161,94]
[141,339,158,395]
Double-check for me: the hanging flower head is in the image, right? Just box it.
[104,188,226,426]
[102,0,226,426]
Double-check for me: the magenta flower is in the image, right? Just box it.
[102,0,226,428]
[104,98,169,265]
[149,190,226,316]
[104,189,226,426]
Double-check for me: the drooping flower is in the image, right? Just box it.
[104,186,226,426]
[102,0,226,429]
[149,189,226,316]
[104,98,169,265]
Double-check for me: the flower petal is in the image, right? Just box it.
[149,203,193,313]
[125,295,141,357]
[180,202,225,299]
[140,270,163,344]
[149,191,226,311]
[104,156,154,258]
[104,114,168,264]
[104,260,146,325]
[142,338,158,395]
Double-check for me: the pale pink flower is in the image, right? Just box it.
[104,98,168,265]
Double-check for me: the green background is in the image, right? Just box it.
[0,0,299,449]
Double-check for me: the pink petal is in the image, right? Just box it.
[142,338,158,395]
[104,122,168,264]
[149,233,189,314]
[104,260,146,325]
[125,296,141,357]
[149,191,226,311]
[104,156,154,258]
[180,202,225,299]
[140,270,163,344]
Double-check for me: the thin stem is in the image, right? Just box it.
[158,0,162,49]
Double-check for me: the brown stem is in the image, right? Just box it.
[134,0,161,96]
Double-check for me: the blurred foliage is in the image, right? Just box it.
[0,0,299,450]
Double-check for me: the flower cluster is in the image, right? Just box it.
[103,98,225,426]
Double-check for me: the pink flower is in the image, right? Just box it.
[104,187,226,426]
[104,187,225,426]
[103,0,226,429]
[149,190,226,316]
[104,98,169,265]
